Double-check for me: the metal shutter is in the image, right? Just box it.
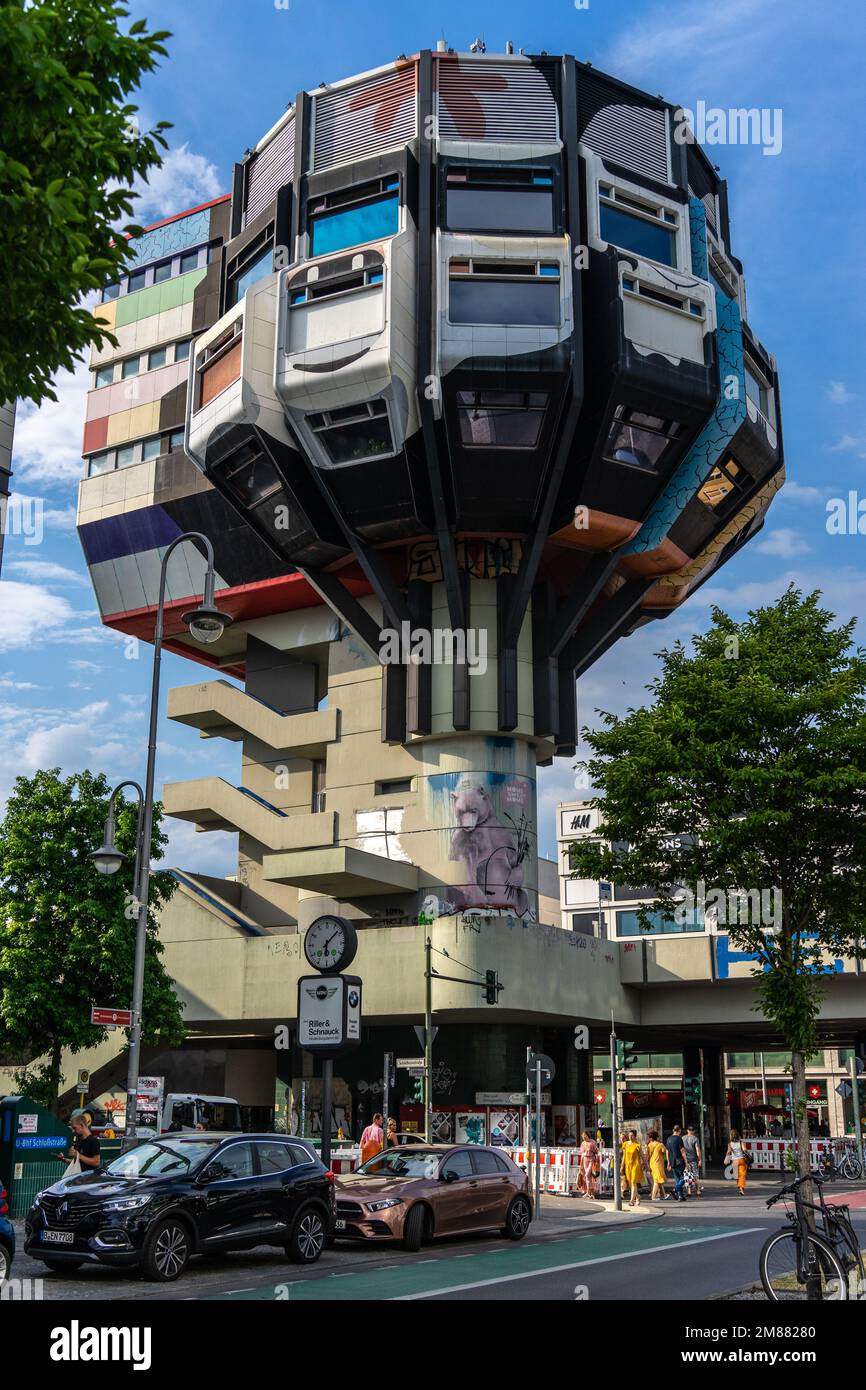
[436,58,559,143]
[579,72,669,182]
[312,63,417,173]
[245,114,295,227]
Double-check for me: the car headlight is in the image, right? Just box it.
[366,1198,403,1212]
[102,1195,152,1213]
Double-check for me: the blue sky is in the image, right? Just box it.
[2,0,864,872]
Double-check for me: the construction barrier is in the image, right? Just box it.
[506,1146,615,1197]
[740,1138,833,1174]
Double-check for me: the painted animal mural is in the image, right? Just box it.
[447,781,532,918]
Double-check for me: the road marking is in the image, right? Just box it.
[392,1228,764,1299]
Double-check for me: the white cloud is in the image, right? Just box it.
[132,143,223,223]
[778,480,832,505]
[69,659,103,674]
[754,528,812,558]
[4,558,88,586]
[828,381,854,405]
[830,433,866,457]
[602,0,783,92]
[161,816,238,878]
[12,358,90,487]
[0,582,80,652]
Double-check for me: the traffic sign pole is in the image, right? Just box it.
[610,1020,621,1211]
[535,1058,542,1219]
[851,1056,865,1173]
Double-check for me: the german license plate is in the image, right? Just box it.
[335,1219,346,1231]
[41,1230,74,1244]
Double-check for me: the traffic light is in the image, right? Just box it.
[684,1075,702,1103]
[485,969,498,1005]
[616,1041,639,1071]
[412,1075,424,1103]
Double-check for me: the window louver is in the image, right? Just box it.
[436,59,559,143]
[245,114,295,227]
[579,73,669,183]
[312,63,417,173]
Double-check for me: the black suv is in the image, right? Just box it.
[24,1132,335,1282]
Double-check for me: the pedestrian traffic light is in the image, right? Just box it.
[684,1075,702,1103]
[616,1041,639,1071]
[485,969,498,1005]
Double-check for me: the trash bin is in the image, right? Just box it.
[0,1096,74,1218]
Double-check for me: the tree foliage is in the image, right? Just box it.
[0,0,172,404]
[0,768,184,1106]
[570,588,866,1170]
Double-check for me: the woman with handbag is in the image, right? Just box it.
[55,1112,101,1176]
[725,1127,748,1195]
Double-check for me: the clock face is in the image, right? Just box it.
[304,915,356,973]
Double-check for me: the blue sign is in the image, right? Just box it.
[15,1136,64,1150]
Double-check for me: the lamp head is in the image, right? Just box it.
[181,602,233,645]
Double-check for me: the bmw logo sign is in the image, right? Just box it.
[348,989,359,1007]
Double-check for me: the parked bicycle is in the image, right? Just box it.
[759,1172,864,1301]
[814,1140,863,1182]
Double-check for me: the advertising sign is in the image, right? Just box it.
[455,1111,486,1144]
[297,975,362,1055]
[135,1076,164,1138]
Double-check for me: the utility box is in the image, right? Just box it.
[0,1096,70,1218]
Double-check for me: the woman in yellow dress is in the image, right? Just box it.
[646,1129,669,1201]
[620,1130,646,1207]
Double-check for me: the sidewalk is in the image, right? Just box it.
[530,1193,664,1235]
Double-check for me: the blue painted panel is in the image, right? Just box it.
[127,208,213,271]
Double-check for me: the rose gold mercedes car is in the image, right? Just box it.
[334,1144,532,1250]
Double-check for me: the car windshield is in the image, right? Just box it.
[356,1150,441,1179]
[104,1141,219,1178]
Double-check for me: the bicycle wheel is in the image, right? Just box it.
[759,1229,848,1301]
[841,1153,862,1180]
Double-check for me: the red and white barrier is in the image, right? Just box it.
[741,1138,833,1173]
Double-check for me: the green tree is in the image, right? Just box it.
[0,0,171,405]
[570,588,866,1187]
[0,768,184,1109]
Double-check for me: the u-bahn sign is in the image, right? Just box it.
[297,974,362,1055]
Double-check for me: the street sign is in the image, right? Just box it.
[396,1057,426,1069]
[573,1024,589,1050]
[414,1024,438,1050]
[297,975,362,1055]
[527,1053,556,1088]
[594,1089,607,1105]
[91,1007,133,1027]
[599,882,612,902]
[837,1081,853,1099]
[76,1069,90,1093]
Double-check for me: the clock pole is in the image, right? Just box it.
[321,1058,333,1170]
[425,936,433,1143]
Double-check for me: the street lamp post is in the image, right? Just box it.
[90,532,231,1147]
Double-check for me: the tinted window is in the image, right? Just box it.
[121,356,141,379]
[456,391,547,448]
[180,250,200,275]
[288,1144,315,1166]
[153,261,172,284]
[441,1150,474,1180]
[102,283,120,302]
[256,1142,294,1174]
[310,192,399,258]
[148,347,167,370]
[472,1150,508,1175]
[449,279,559,327]
[106,1141,219,1177]
[448,186,554,233]
[95,366,113,388]
[203,1143,255,1181]
[128,269,147,293]
[227,247,273,307]
[175,338,192,362]
[142,435,162,460]
[599,204,675,267]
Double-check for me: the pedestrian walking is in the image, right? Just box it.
[577,1129,599,1199]
[621,1129,645,1207]
[385,1117,399,1149]
[666,1124,688,1201]
[725,1127,748,1195]
[646,1130,669,1201]
[359,1112,385,1164]
[683,1124,703,1195]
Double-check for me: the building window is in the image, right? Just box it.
[197,320,243,408]
[621,276,704,319]
[309,177,400,258]
[142,435,162,461]
[167,428,185,451]
[603,405,680,473]
[446,166,555,233]
[376,778,412,795]
[615,908,704,937]
[744,359,771,419]
[102,282,120,302]
[127,269,147,293]
[311,760,326,814]
[697,456,750,513]
[307,400,394,466]
[175,338,192,362]
[180,249,200,275]
[115,444,136,469]
[121,355,141,380]
[87,452,112,477]
[599,185,677,267]
[456,390,548,448]
[152,260,172,284]
[94,365,114,389]
[289,263,383,305]
[571,913,598,937]
[217,441,282,508]
[449,258,561,326]
[227,244,273,308]
[148,346,168,370]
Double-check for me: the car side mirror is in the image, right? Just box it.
[442,1169,458,1184]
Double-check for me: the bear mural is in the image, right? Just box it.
[447,778,536,917]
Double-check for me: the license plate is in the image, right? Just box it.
[335,1219,346,1231]
[41,1230,75,1245]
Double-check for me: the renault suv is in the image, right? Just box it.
[25,1132,335,1281]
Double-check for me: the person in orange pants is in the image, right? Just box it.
[725,1128,748,1195]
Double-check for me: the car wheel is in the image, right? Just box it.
[40,1258,85,1274]
[502,1195,532,1241]
[286,1207,326,1264]
[141,1218,191,1282]
[0,1243,11,1282]
[402,1203,426,1252]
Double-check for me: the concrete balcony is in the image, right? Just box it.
[167,679,338,754]
[163,776,335,852]
[262,845,419,897]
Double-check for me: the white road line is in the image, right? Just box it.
[391,1228,765,1300]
